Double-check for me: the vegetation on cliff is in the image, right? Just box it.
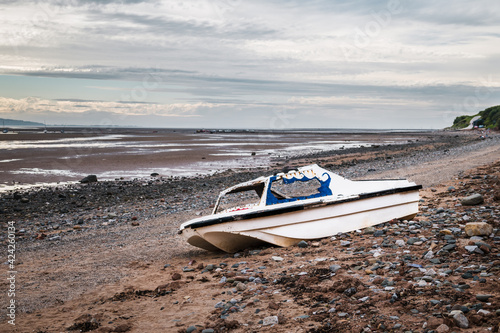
[452,105,500,129]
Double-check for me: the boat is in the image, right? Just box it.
[179,164,422,252]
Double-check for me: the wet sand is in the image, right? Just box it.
[0,128,432,190]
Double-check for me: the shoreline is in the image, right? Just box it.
[0,128,445,192]
[0,130,499,332]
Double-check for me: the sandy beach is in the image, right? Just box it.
[0,130,499,332]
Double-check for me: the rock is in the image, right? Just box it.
[364,227,375,234]
[440,229,452,235]
[441,244,456,252]
[395,239,405,247]
[435,324,450,333]
[465,245,478,253]
[131,221,140,226]
[150,173,159,177]
[423,250,434,259]
[297,240,308,248]
[465,222,493,237]
[340,240,351,247]
[329,264,341,273]
[20,197,29,203]
[407,237,420,245]
[172,272,182,281]
[262,315,278,326]
[477,309,491,316]
[461,193,484,206]
[236,282,246,291]
[417,280,428,287]
[427,316,442,329]
[271,256,283,262]
[114,324,132,332]
[186,326,197,333]
[451,311,469,328]
[476,294,493,302]
[80,175,98,183]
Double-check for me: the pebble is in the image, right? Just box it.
[464,222,493,237]
[450,311,469,328]
[295,315,310,319]
[423,250,434,259]
[461,193,484,206]
[262,315,278,326]
[297,240,308,248]
[476,294,492,302]
[329,264,341,273]
[435,324,450,333]
[417,280,428,287]
[186,326,197,333]
[407,237,420,245]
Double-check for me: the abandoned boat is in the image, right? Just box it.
[179,164,422,252]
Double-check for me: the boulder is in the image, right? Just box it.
[461,193,484,206]
[465,222,493,237]
[80,175,98,183]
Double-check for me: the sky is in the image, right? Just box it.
[0,0,499,129]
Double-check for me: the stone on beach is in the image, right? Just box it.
[464,222,493,237]
[460,193,484,206]
[262,315,279,326]
[80,175,98,183]
[451,311,469,328]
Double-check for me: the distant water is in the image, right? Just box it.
[0,128,426,192]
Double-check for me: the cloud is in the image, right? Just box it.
[0,96,209,118]
[0,0,499,129]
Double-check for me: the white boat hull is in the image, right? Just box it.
[181,190,419,253]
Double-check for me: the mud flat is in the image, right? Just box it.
[0,130,499,332]
[0,128,454,190]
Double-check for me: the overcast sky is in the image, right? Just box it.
[0,0,499,129]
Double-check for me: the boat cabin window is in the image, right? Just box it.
[215,183,264,214]
[266,173,332,205]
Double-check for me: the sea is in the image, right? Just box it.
[0,127,433,192]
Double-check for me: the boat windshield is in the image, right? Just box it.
[214,182,265,214]
[266,172,332,205]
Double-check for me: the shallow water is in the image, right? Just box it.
[0,129,414,192]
